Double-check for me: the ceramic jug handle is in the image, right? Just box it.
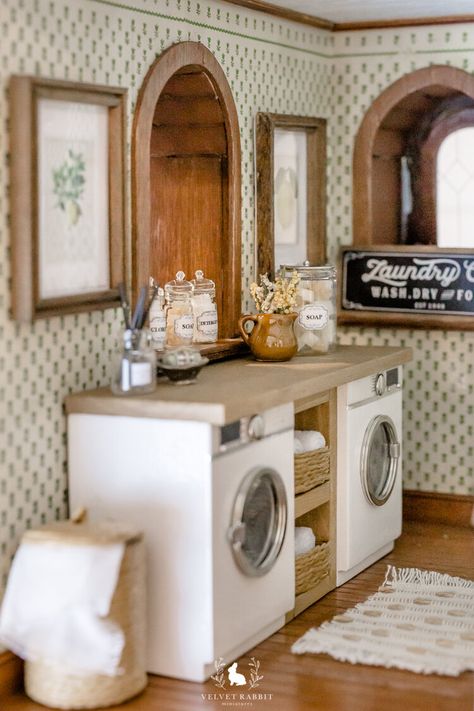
[238,315,257,344]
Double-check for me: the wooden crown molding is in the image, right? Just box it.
[334,14,474,31]
[223,0,334,30]
[224,1,474,32]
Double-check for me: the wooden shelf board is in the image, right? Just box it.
[295,482,330,518]
[287,573,335,621]
[294,391,329,413]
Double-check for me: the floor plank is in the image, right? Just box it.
[5,521,474,711]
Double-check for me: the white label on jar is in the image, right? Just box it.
[150,315,166,347]
[174,314,194,339]
[197,308,218,338]
[298,304,329,330]
[131,362,152,387]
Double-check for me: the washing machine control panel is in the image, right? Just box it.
[373,367,401,397]
[247,414,265,440]
[374,373,386,396]
[216,404,293,453]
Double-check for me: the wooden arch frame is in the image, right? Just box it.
[353,65,474,246]
[132,41,241,339]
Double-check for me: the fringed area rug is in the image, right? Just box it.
[292,566,474,676]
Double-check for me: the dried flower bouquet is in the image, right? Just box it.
[250,271,300,314]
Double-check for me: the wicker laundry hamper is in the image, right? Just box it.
[294,446,330,495]
[23,519,147,710]
[295,540,330,596]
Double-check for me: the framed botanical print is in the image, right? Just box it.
[255,113,327,279]
[10,76,127,321]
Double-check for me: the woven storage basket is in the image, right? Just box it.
[23,520,147,710]
[294,446,330,495]
[295,540,330,596]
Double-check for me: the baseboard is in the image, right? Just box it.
[403,490,474,528]
[0,651,22,698]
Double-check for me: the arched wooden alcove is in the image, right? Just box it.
[353,65,474,246]
[132,42,241,339]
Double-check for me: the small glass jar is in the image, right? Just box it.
[164,271,194,347]
[148,280,166,351]
[111,329,157,395]
[282,262,337,355]
[191,270,218,343]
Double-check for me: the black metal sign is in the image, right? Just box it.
[341,249,474,316]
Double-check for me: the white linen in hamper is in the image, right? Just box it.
[0,540,125,676]
[294,430,326,454]
[295,527,316,557]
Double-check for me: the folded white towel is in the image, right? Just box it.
[295,527,316,557]
[294,430,326,453]
[0,540,125,676]
[293,437,304,454]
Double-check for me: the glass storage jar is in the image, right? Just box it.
[148,279,166,351]
[164,271,194,347]
[111,329,157,395]
[190,270,218,343]
[282,262,337,354]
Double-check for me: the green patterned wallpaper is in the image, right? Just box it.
[0,0,333,591]
[332,26,474,498]
[0,0,472,596]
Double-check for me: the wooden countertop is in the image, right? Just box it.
[65,345,412,425]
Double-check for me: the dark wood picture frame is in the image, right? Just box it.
[255,113,327,278]
[10,76,127,322]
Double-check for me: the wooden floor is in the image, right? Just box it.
[6,521,474,711]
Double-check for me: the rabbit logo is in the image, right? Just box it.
[210,656,264,690]
[227,662,247,686]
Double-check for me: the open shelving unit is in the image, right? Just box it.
[287,389,337,620]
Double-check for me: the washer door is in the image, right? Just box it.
[361,415,400,506]
[228,467,287,577]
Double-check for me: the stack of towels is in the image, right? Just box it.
[295,527,316,557]
[294,430,326,454]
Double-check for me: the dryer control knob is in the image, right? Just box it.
[248,414,265,440]
[375,373,386,396]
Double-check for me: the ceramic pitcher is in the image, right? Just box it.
[238,313,298,362]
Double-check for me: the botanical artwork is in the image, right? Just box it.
[52,149,86,227]
[273,128,307,268]
[37,98,110,300]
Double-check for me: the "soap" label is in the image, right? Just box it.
[298,304,328,330]
[174,314,194,339]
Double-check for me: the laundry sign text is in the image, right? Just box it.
[340,249,474,316]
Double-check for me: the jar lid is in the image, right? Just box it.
[281,262,336,280]
[160,346,204,367]
[164,271,193,297]
[191,270,215,295]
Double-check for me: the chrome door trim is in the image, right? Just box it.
[228,467,287,577]
[360,415,400,507]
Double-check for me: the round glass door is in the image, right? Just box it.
[228,467,287,577]
[361,415,400,506]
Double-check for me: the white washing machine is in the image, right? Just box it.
[337,366,403,586]
[68,403,294,682]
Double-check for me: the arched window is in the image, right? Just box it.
[437,127,474,248]
[353,65,474,248]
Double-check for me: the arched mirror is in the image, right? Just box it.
[353,65,474,249]
[132,42,241,341]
